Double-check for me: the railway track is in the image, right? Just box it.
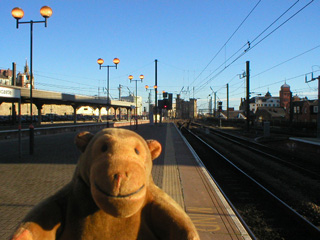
[193,123,320,180]
[180,125,320,240]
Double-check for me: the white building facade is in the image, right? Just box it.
[250,91,280,113]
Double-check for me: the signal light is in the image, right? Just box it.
[218,101,222,112]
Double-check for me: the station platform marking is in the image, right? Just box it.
[175,124,252,239]
[162,124,185,209]
[187,207,221,232]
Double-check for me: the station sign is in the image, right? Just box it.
[0,86,21,99]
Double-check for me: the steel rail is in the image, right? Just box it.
[175,125,256,240]
[184,127,320,236]
[206,126,320,179]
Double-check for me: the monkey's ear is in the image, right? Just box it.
[75,131,94,152]
[146,140,162,160]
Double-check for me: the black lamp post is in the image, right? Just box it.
[97,58,120,127]
[12,6,53,155]
[129,74,144,129]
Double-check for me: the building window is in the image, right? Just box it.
[314,106,319,113]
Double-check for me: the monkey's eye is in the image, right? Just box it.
[101,144,108,152]
[135,148,140,155]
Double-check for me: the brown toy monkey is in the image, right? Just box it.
[11,128,199,240]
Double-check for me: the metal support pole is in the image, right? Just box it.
[97,59,119,126]
[12,63,17,125]
[107,66,110,127]
[135,80,138,129]
[305,74,320,138]
[155,59,158,124]
[29,21,34,155]
[12,7,52,154]
[227,83,229,120]
[148,91,151,114]
[209,95,212,115]
[129,76,143,129]
[18,97,22,158]
[119,84,122,120]
[290,92,293,123]
[214,92,216,118]
[317,76,320,138]
[246,61,250,131]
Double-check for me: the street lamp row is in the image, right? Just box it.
[11,6,53,155]
[145,85,158,119]
[97,59,147,128]
[97,57,120,100]
[12,6,53,28]
[128,75,144,129]
[11,5,149,154]
[97,58,120,127]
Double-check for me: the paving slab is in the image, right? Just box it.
[0,123,251,239]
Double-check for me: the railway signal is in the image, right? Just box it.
[218,101,222,112]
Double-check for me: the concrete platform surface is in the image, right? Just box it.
[0,123,251,239]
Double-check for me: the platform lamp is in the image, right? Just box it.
[97,57,120,127]
[12,6,53,155]
[129,74,144,129]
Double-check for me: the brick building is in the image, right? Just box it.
[289,99,318,123]
[279,82,291,109]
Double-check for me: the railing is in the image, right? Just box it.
[0,120,150,140]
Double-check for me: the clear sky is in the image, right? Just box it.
[1,0,319,111]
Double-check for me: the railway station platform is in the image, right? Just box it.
[290,136,320,146]
[0,122,251,239]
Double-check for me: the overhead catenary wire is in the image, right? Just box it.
[250,0,300,45]
[247,0,314,53]
[203,44,319,106]
[194,0,315,95]
[251,43,320,79]
[190,0,262,87]
[229,69,320,97]
[35,74,98,88]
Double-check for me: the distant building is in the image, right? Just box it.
[1,60,34,89]
[16,60,34,88]
[279,82,291,109]
[175,94,197,119]
[0,69,12,86]
[248,91,280,113]
[239,83,295,122]
[121,94,142,116]
[255,107,286,122]
[288,98,318,123]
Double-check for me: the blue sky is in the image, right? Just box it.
[1,0,319,111]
